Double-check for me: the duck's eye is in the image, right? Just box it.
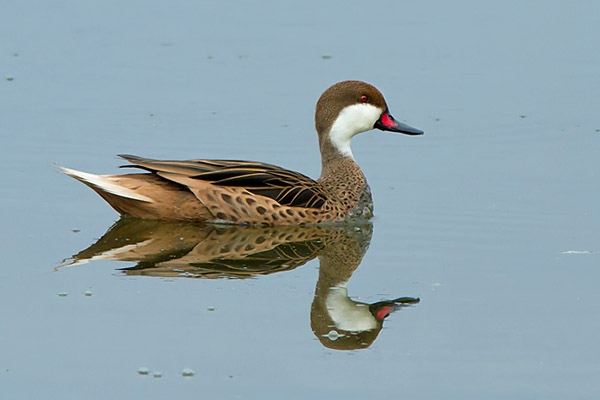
[359,95,368,103]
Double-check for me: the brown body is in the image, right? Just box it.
[61,81,422,224]
[66,155,372,224]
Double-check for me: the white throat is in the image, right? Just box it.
[325,286,378,332]
[328,103,383,159]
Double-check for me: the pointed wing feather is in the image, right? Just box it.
[118,154,327,209]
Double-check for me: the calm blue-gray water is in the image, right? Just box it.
[1,1,599,398]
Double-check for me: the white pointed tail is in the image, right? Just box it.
[58,166,153,202]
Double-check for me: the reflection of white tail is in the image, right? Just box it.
[58,166,152,202]
[56,239,155,270]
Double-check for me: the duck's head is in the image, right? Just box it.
[315,80,423,158]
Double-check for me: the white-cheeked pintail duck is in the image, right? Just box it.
[60,80,423,225]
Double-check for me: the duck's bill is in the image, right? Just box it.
[375,111,424,135]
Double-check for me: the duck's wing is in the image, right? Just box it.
[118,154,327,209]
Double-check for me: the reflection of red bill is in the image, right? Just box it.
[375,305,395,321]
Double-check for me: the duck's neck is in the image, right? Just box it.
[317,138,373,218]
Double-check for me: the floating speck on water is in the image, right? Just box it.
[58,292,68,297]
[207,55,213,60]
[322,55,332,59]
[84,290,93,297]
[71,229,80,233]
[206,306,216,311]
[149,113,154,117]
[138,367,150,375]
[435,118,440,121]
[326,330,342,341]
[6,76,14,81]
[13,53,19,57]
[520,115,526,118]
[153,371,162,378]
[179,272,199,277]
[182,368,195,377]
[562,250,593,254]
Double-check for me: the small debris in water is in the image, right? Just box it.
[58,292,68,297]
[322,55,332,59]
[84,290,93,297]
[138,367,150,375]
[153,371,162,378]
[325,330,343,341]
[182,368,195,377]
[71,229,80,233]
[6,76,14,81]
[562,250,593,254]
[179,272,199,278]
[206,306,216,311]
[520,115,526,118]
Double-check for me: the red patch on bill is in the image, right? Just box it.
[376,305,394,320]
[380,112,396,128]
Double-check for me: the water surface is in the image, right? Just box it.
[1,0,599,399]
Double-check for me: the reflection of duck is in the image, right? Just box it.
[59,218,327,278]
[60,80,422,224]
[311,227,419,350]
[60,218,418,349]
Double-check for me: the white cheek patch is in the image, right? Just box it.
[328,103,382,158]
[325,286,378,332]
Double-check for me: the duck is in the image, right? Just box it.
[60,80,423,225]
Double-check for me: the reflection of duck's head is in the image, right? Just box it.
[312,288,419,350]
[310,224,419,350]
